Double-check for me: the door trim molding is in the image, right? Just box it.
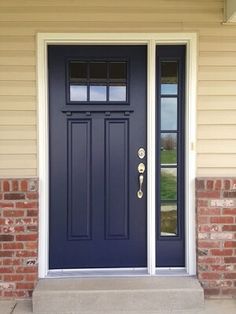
[37,33,197,278]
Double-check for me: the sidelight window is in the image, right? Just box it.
[158,57,185,238]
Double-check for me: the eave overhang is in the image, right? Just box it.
[224,0,236,23]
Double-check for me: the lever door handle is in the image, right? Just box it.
[137,174,144,199]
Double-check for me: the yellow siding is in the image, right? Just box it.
[0,66,35,81]
[198,96,236,110]
[198,67,236,81]
[0,111,36,126]
[0,126,36,140]
[0,155,36,169]
[198,125,236,139]
[198,140,236,153]
[0,140,36,154]
[0,0,236,177]
[0,51,35,65]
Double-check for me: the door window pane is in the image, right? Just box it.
[70,85,87,101]
[161,98,177,130]
[109,62,127,80]
[161,133,177,165]
[161,84,177,95]
[90,62,107,81]
[68,60,128,103]
[161,203,177,236]
[160,168,177,200]
[70,62,87,81]
[161,61,178,95]
[109,85,126,101]
[90,85,107,101]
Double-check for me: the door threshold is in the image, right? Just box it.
[155,267,188,276]
[47,268,148,278]
[46,267,188,278]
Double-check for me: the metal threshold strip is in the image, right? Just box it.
[47,267,187,278]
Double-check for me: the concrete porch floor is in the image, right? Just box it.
[0,299,236,314]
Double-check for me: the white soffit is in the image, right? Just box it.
[225,0,236,23]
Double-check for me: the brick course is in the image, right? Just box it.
[1,177,235,299]
[0,179,38,298]
[196,178,236,298]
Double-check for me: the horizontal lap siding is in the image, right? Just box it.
[198,24,236,176]
[0,0,235,177]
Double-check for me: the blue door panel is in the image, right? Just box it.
[105,119,129,239]
[48,45,147,269]
[68,120,91,240]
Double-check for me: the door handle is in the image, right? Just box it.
[137,163,145,199]
[137,174,144,199]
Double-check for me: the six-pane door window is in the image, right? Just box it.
[69,61,127,102]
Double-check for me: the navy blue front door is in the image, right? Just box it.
[48,45,147,269]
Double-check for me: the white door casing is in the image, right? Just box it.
[37,33,197,278]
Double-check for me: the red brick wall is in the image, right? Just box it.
[1,177,236,299]
[196,178,236,298]
[0,179,38,298]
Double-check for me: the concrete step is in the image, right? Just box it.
[32,276,204,314]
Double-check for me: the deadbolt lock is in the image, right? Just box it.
[138,147,145,159]
[138,163,145,174]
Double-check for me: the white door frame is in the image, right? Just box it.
[37,33,197,278]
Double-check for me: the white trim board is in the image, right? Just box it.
[37,33,197,278]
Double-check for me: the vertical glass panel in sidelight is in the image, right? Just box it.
[161,61,178,95]
[160,168,177,200]
[90,62,107,81]
[161,133,177,165]
[109,85,126,101]
[90,85,107,101]
[109,62,127,80]
[160,203,177,236]
[70,85,87,101]
[70,62,87,81]
[161,98,177,130]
